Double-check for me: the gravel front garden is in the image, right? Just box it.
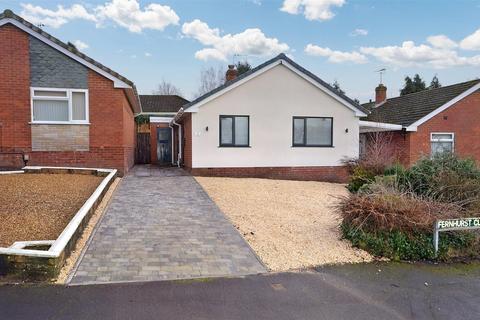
[0,173,103,248]
[195,177,372,271]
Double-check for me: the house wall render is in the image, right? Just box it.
[186,64,360,181]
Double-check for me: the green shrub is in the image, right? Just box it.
[384,163,406,177]
[341,222,476,261]
[346,167,376,193]
[401,154,480,209]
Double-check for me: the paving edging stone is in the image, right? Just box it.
[0,166,116,279]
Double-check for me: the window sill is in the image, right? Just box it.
[29,122,90,125]
[218,145,251,148]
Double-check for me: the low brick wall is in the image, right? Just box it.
[0,152,24,169]
[0,167,116,280]
[190,166,349,183]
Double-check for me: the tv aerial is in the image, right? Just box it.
[375,68,387,84]
[233,54,249,64]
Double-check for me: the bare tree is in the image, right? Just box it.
[361,131,397,174]
[196,66,225,98]
[153,79,182,96]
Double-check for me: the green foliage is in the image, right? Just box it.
[331,80,345,95]
[400,74,427,96]
[430,75,441,89]
[235,61,252,76]
[400,76,415,96]
[341,222,476,261]
[412,74,426,91]
[347,167,375,193]
[384,163,407,176]
[135,114,150,124]
[400,154,480,208]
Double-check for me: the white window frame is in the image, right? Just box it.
[430,132,454,156]
[30,87,89,124]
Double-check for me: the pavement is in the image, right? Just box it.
[2,262,479,319]
[70,165,265,285]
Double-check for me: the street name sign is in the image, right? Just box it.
[433,218,480,254]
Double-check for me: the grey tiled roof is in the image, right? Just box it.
[0,9,134,87]
[363,79,480,127]
[183,53,369,115]
[140,95,189,113]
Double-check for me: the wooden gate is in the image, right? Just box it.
[135,133,150,164]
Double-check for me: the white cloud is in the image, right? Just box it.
[20,3,97,28]
[305,44,367,63]
[182,20,220,46]
[350,28,368,37]
[427,35,457,49]
[95,0,179,33]
[360,41,480,68]
[182,19,289,61]
[72,40,89,50]
[460,28,480,50]
[145,52,152,57]
[20,1,179,33]
[194,48,227,61]
[280,0,345,21]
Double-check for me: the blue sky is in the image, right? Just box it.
[1,0,480,101]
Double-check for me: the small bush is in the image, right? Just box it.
[341,222,476,261]
[401,154,480,209]
[384,163,407,177]
[338,188,462,233]
[346,167,376,193]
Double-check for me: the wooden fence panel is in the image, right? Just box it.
[135,133,150,164]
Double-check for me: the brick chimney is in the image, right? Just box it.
[225,65,238,83]
[375,84,387,104]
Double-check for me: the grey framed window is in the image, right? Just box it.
[293,116,333,147]
[219,115,249,147]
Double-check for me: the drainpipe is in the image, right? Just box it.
[168,122,175,165]
[172,120,182,167]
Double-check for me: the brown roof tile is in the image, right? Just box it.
[139,95,189,113]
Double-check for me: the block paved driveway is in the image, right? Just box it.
[70,166,265,285]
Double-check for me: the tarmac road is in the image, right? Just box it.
[1,262,479,320]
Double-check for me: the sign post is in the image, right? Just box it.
[433,218,480,255]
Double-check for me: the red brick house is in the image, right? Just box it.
[0,10,140,175]
[137,95,188,165]
[360,79,480,166]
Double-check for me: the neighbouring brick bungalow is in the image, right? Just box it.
[137,95,188,165]
[170,55,369,182]
[0,10,140,175]
[360,80,480,166]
